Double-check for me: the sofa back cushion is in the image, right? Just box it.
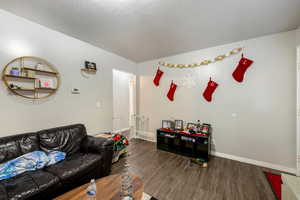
[38,124,87,156]
[0,132,39,164]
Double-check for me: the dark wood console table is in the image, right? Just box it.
[157,129,211,161]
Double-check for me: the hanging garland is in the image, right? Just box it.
[153,50,254,103]
[158,47,242,68]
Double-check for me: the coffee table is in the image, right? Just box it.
[55,174,144,200]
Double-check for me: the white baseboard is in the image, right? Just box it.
[135,135,156,142]
[92,128,131,136]
[113,127,131,133]
[212,151,297,175]
[136,131,156,142]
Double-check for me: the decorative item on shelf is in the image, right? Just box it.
[27,70,35,78]
[174,120,183,130]
[81,61,97,74]
[39,78,54,89]
[2,56,60,99]
[196,120,202,132]
[20,67,26,77]
[10,67,20,76]
[9,83,21,90]
[186,123,197,130]
[201,124,211,134]
[85,61,97,70]
[162,120,174,130]
[35,63,43,69]
[187,123,197,134]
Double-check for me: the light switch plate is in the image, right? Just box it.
[96,101,102,108]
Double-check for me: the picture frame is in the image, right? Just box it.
[162,120,173,129]
[85,61,97,70]
[174,120,183,130]
[201,123,211,134]
[186,123,197,130]
[39,78,54,89]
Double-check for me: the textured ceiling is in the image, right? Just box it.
[1,0,300,62]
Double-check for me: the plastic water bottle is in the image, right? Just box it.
[86,179,97,200]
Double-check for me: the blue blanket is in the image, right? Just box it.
[47,151,66,166]
[0,151,66,181]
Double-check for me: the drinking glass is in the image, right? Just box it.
[121,174,133,200]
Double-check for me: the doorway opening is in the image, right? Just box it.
[113,69,136,139]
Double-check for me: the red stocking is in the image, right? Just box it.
[232,54,253,82]
[202,78,218,102]
[167,81,177,101]
[153,68,164,86]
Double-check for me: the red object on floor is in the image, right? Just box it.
[264,172,282,200]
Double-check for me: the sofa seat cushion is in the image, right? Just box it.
[0,170,60,200]
[29,170,60,193]
[44,153,101,183]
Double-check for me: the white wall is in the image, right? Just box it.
[296,28,299,161]
[137,31,297,171]
[297,46,300,175]
[0,9,137,136]
[297,28,300,47]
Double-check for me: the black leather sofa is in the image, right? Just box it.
[0,124,114,200]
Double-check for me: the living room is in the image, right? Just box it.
[0,1,300,200]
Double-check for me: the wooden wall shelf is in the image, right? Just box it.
[36,87,56,91]
[23,67,58,75]
[81,68,97,73]
[12,88,35,92]
[2,56,60,99]
[12,88,56,92]
[4,74,36,80]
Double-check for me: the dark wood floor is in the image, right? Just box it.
[111,139,278,200]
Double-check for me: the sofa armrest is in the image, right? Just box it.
[81,136,113,153]
[81,136,114,176]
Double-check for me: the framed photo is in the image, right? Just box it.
[186,123,197,130]
[201,123,211,134]
[85,61,97,70]
[39,78,54,88]
[162,120,172,129]
[174,120,183,130]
